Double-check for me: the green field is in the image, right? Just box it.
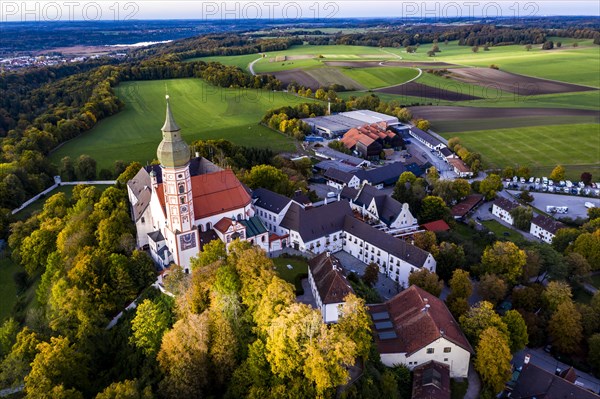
[481,220,526,244]
[340,67,420,89]
[0,257,18,322]
[272,256,309,294]
[50,79,299,171]
[441,124,600,177]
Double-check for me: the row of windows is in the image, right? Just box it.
[426,347,452,354]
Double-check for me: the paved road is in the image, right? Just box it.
[513,348,600,394]
[507,189,599,219]
[405,140,455,179]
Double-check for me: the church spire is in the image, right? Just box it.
[157,95,190,168]
[161,94,180,132]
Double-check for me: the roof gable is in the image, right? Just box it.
[308,252,355,305]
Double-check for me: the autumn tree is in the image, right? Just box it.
[478,174,503,200]
[25,336,88,399]
[243,164,295,196]
[337,294,373,360]
[408,269,443,297]
[0,327,40,388]
[158,312,211,399]
[548,300,583,354]
[116,162,143,185]
[549,164,565,181]
[570,231,600,268]
[413,231,437,252]
[446,269,472,318]
[481,241,526,284]
[477,274,508,305]
[542,281,572,312]
[502,310,528,353]
[459,301,508,346]
[362,263,379,288]
[475,327,512,392]
[96,380,152,399]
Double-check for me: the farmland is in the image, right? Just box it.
[50,79,300,171]
[439,124,600,178]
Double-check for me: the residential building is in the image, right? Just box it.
[308,252,355,323]
[492,197,519,225]
[447,158,473,178]
[530,214,565,244]
[357,162,407,188]
[450,194,484,220]
[368,285,473,378]
[252,188,294,236]
[345,183,418,231]
[340,123,402,160]
[412,361,451,399]
[409,127,446,150]
[324,168,361,190]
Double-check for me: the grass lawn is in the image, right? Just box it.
[0,257,19,323]
[272,256,308,294]
[50,79,298,171]
[340,66,420,89]
[13,184,110,221]
[480,220,526,244]
[188,53,263,71]
[440,124,600,177]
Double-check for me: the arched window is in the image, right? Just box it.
[180,196,185,204]
[199,224,204,232]
[178,183,185,194]
[237,213,243,220]
[206,222,212,230]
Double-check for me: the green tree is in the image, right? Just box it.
[419,195,450,223]
[519,190,534,204]
[413,231,437,252]
[549,164,565,181]
[510,206,533,231]
[459,301,508,346]
[481,241,526,284]
[60,156,76,181]
[24,336,88,399]
[192,239,227,269]
[589,334,600,373]
[415,119,430,131]
[570,231,600,269]
[0,327,40,388]
[362,263,379,288]
[243,164,295,196]
[116,162,142,185]
[130,298,172,357]
[502,310,528,353]
[548,300,583,354]
[552,227,581,253]
[565,252,591,283]
[589,207,600,220]
[475,327,512,392]
[75,154,97,180]
[477,274,507,305]
[453,178,471,200]
[433,242,466,281]
[408,269,443,297]
[96,380,152,399]
[0,318,19,359]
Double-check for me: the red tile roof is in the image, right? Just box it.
[412,361,451,399]
[369,285,473,356]
[448,158,472,173]
[451,194,484,218]
[421,220,450,232]
[157,169,252,220]
[308,252,355,305]
[213,217,233,233]
[340,123,396,149]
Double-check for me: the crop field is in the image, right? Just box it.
[439,124,600,178]
[50,79,299,171]
[339,66,420,89]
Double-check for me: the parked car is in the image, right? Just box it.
[520,177,526,184]
[529,177,535,183]
[559,180,566,187]
[566,180,573,188]
[327,192,336,198]
[535,178,541,184]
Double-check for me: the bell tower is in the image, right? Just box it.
[157,96,198,269]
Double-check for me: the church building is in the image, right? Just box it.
[127,96,266,272]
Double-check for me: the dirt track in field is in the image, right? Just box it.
[448,67,597,95]
[376,82,482,101]
[409,106,600,121]
[324,60,457,68]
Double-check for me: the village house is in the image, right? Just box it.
[324,168,361,190]
[447,158,473,178]
[307,252,355,323]
[412,361,451,399]
[491,197,519,225]
[368,286,474,378]
[530,214,565,244]
[409,127,446,151]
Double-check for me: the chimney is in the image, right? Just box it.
[195,151,200,158]
[326,251,331,258]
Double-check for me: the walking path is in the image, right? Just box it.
[11,179,116,215]
[464,362,481,399]
[248,55,263,76]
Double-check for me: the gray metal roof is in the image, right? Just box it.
[252,188,292,214]
[281,201,352,243]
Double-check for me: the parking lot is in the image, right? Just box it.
[507,190,599,219]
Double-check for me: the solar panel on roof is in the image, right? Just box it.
[378,331,397,340]
[372,311,390,321]
[375,321,393,330]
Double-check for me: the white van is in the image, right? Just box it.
[585,202,596,209]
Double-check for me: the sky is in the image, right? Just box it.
[1,1,599,22]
